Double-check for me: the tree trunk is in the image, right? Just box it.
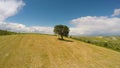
[61,35,64,40]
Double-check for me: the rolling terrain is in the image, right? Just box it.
[0,34,120,68]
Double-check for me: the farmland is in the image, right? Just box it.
[0,34,120,68]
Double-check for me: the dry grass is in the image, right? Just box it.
[0,34,120,68]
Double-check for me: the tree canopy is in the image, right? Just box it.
[54,25,69,40]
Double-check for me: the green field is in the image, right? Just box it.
[0,34,120,68]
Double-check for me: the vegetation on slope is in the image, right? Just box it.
[72,36,120,52]
[0,35,120,68]
[0,30,17,35]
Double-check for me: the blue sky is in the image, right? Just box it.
[0,0,120,35]
[6,0,120,27]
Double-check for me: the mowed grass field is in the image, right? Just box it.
[0,34,120,68]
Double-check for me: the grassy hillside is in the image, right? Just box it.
[72,36,120,52]
[0,35,120,68]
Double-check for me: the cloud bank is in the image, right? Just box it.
[0,22,53,34]
[70,16,120,35]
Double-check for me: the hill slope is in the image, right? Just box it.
[0,35,120,68]
[72,36,120,52]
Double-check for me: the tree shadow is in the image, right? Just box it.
[58,38,74,42]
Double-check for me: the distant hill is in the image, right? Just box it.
[0,30,17,35]
[0,34,120,68]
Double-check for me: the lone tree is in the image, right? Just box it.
[54,25,69,40]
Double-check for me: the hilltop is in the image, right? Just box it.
[0,34,120,68]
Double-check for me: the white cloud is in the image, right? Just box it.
[0,0,25,21]
[29,26,53,34]
[70,16,120,35]
[112,9,120,16]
